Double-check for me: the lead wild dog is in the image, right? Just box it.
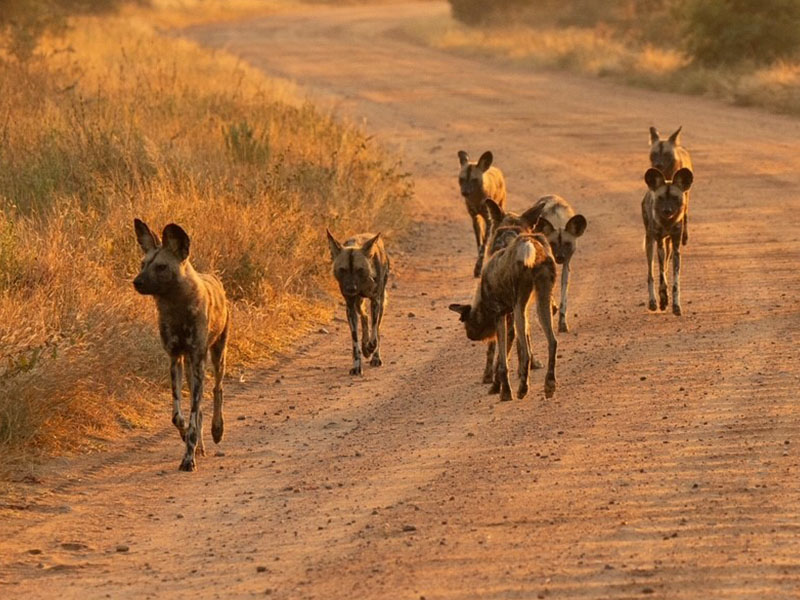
[133,219,230,472]
[457,150,507,277]
[326,230,390,376]
[642,167,693,316]
[649,126,693,246]
[449,219,558,402]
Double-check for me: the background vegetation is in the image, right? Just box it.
[0,0,411,475]
[433,0,800,115]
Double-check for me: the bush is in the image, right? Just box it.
[681,0,800,66]
[0,0,133,60]
[448,0,529,25]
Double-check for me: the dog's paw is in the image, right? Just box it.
[544,375,557,399]
[178,457,196,472]
[212,419,224,444]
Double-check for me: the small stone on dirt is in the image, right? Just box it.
[27,549,42,555]
[402,524,417,532]
[407,312,416,318]
[642,588,654,594]
[317,327,329,334]
[256,565,268,573]
[116,545,129,553]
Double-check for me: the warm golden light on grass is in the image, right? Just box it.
[0,9,411,476]
[405,11,800,116]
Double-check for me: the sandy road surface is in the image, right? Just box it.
[3,2,800,598]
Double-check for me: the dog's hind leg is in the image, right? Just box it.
[210,317,229,444]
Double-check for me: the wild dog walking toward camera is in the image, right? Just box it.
[133,219,230,472]
[457,150,507,277]
[521,196,587,333]
[649,126,693,245]
[642,167,694,315]
[450,225,557,401]
[326,230,390,376]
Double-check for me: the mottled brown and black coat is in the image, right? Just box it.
[326,230,390,376]
[133,219,230,472]
[649,126,693,245]
[641,167,694,316]
[457,150,507,277]
[450,212,558,401]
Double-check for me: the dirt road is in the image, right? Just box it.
[3,2,800,598]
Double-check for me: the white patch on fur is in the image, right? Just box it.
[517,240,537,267]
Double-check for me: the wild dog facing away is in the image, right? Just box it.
[480,199,546,386]
[649,126,693,246]
[450,219,558,402]
[133,219,230,472]
[326,230,390,376]
[642,167,694,316]
[457,150,507,278]
[523,195,587,333]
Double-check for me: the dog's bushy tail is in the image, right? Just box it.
[516,239,537,268]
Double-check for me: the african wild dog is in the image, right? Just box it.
[457,150,507,278]
[520,195,587,333]
[326,230,390,376]
[449,219,558,402]
[133,219,230,472]
[649,126,693,246]
[642,167,693,316]
[479,199,546,386]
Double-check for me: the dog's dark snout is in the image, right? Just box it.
[133,276,144,292]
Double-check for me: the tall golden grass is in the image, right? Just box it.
[404,13,800,117]
[0,11,411,475]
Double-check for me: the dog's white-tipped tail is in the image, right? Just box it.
[516,239,537,268]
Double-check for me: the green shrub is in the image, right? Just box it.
[681,0,800,66]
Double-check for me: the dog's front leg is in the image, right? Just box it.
[169,356,186,441]
[346,297,362,375]
[179,352,205,471]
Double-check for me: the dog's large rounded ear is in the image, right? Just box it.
[565,214,587,237]
[477,150,493,171]
[134,218,159,253]
[484,198,504,225]
[672,168,693,192]
[520,202,544,229]
[326,228,343,260]
[162,223,190,261]
[533,217,555,236]
[448,303,471,322]
[649,126,660,146]
[645,168,666,191]
[457,150,469,166]
[361,232,382,256]
[669,125,683,145]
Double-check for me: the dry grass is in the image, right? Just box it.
[0,11,411,476]
[403,13,800,117]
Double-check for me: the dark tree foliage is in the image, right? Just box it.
[0,0,136,60]
[681,0,800,65]
[448,0,531,26]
